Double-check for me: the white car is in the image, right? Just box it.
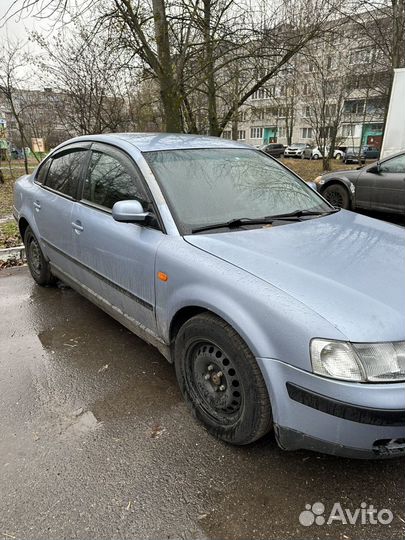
[303,146,345,160]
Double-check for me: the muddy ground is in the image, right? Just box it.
[0,267,404,540]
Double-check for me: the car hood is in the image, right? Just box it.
[186,211,405,342]
[322,168,360,180]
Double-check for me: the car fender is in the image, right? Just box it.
[13,174,44,247]
[319,176,356,205]
[155,237,346,369]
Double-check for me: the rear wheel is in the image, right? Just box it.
[335,153,342,160]
[313,154,319,160]
[322,183,350,209]
[24,226,56,286]
[174,313,272,445]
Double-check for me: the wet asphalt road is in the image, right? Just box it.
[0,267,404,540]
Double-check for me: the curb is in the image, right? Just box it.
[0,244,26,262]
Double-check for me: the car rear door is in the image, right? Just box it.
[32,143,91,279]
[71,142,164,333]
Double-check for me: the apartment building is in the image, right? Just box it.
[222,18,390,150]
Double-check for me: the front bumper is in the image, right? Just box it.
[257,358,405,459]
[284,151,302,157]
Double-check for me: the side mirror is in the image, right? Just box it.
[368,162,381,174]
[112,200,150,223]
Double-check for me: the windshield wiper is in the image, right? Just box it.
[191,217,273,233]
[266,208,340,220]
[191,208,340,234]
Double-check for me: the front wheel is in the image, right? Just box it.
[174,313,272,445]
[322,183,350,209]
[335,153,342,160]
[24,226,56,286]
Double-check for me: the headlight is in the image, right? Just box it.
[311,339,405,382]
[313,175,325,185]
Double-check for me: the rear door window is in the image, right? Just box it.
[45,149,88,198]
[36,160,51,184]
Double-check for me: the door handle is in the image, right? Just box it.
[71,221,84,232]
[33,201,41,211]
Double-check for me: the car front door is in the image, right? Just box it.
[373,154,405,212]
[71,142,164,333]
[32,143,90,279]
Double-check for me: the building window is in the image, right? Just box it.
[250,127,263,139]
[278,106,286,118]
[278,126,286,137]
[239,109,248,121]
[277,85,286,97]
[254,108,265,120]
[238,130,246,140]
[222,130,231,140]
[301,127,313,139]
[350,48,373,65]
[344,99,365,114]
[325,104,337,117]
[366,98,385,114]
[319,126,334,139]
[251,88,266,100]
[303,105,311,118]
[341,124,354,137]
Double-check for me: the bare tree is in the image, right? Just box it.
[7,0,343,135]
[0,40,32,173]
[340,0,405,136]
[33,26,132,136]
[303,45,351,170]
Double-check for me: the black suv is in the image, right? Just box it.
[260,143,285,159]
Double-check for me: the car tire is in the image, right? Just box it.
[174,313,273,445]
[322,183,350,209]
[335,153,342,160]
[24,226,56,286]
[313,154,319,160]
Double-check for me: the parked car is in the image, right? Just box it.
[343,147,366,164]
[14,134,405,458]
[334,147,346,160]
[302,146,345,160]
[284,143,311,158]
[260,143,285,159]
[362,145,381,160]
[314,150,405,213]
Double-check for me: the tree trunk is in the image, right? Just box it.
[203,0,220,136]
[152,0,183,132]
[231,111,238,140]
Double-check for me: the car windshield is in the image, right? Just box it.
[145,148,331,234]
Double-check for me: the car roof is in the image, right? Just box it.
[57,133,252,152]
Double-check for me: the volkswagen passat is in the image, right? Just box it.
[13,134,405,458]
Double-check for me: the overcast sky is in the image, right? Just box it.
[0,0,48,49]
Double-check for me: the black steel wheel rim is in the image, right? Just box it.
[325,189,344,207]
[184,340,243,424]
[28,236,42,276]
